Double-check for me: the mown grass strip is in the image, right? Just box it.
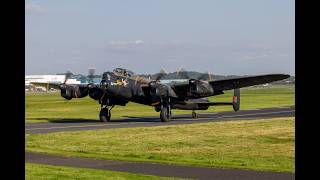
[26,163,185,180]
[26,117,295,173]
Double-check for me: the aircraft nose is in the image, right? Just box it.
[100,80,109,89]
[87,83,96,90]
[101,79,107,84]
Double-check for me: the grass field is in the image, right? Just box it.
[26,117,295,173]
[25,85,294,123]
[26,163,184,180]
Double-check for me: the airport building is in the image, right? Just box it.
[25,75,81,92]
[25,74,101,92]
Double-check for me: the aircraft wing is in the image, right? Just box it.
[30,82,89,90]
[30,82,61,90]
[208,74,290,91]
[171,74,290,95]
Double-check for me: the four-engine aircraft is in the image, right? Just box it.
[31,68,290,122]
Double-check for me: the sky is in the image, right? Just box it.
[25,0,295,76]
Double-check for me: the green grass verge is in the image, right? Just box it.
[26,117,295,173]
[26,85,294,123]
[26,163,184,180]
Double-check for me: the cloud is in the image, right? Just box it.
[134,40,144,44]
[108,40,145,46]
[240,53,268,61]
[25,4,47,13]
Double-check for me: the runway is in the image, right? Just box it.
[25,151,294,180]
[26,107,295,134]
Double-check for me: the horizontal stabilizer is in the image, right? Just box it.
[184,88,240,111]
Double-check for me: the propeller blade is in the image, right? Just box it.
[88,68,96,83]
[64,70,73,84]
[154,67,169,81]
[176,66,183,76]
[135,76,139,85]
[197,71,213,81]
[208,71,213,81]
[176,66,190,79]
[160,67,169,74]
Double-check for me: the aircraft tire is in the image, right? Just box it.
[160,107,171,122]
[100,108,111,122]
[192,111,197,119]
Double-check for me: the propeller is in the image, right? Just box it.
[59,70,74,100]
[153,67,169,81]
[175,67,189,79]
[63,70,73,84]
[60,70,73,90]
[208,71,212,81]
[154,67,214,81]
[87,68,96,84]
[153,67,213,81]
[160,67,169,74]
[197,71,213,81]
[176,69,213,81]
[176,66,185,76]
[134,75,142,85]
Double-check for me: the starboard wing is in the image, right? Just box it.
[170,74,290,96]
[208,74,290,91]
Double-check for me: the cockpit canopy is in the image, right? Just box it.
[112,68,135,77]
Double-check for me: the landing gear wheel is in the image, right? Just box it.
[160,107,171,122]
[99,108,111,122]
[192,111,197,119]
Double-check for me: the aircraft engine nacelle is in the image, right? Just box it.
[60,85,88,100]
[189,79,214,98]
[150,84,168,97]
[88,84,104,100]
[149,82,177,98]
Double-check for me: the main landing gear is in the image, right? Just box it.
[99,103,114,122]
[160,105,172,122]
[160,98,172,122]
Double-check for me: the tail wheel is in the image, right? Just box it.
[192,111,197,119]
[99,108,111,122]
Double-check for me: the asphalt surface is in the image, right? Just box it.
[26,107,295,134]
[26,151,295,180]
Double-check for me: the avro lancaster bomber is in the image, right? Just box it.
[32,68,290,122]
